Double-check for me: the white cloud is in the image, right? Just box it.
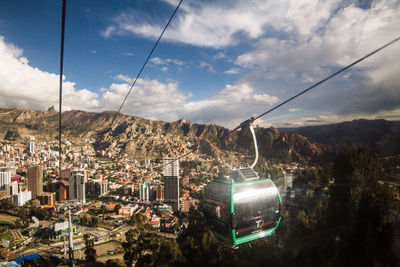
[114,74,134,84]
[101,26,116,38]
[150,57,184,72]
[213,52,226,60]
[150,57,164,65]
[99,77,187,121]
[0,36,279,128]
[123,52,133,57]
[262,109,400,128]
[102,0,329,48]
[224,68,239,74]
[199,61,215,73]
[102,76,280,127]
[235,1,400,82]
[0,36,99,111]
[230,0,400,120]
[166,58,183,66]
[182,83,279,127]
[150,57,184,66]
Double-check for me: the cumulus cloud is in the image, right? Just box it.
[199,61,215,73]
[235,1,400,80]
[0,36,99,111]
[104,75,279,127]
[0,35,279,128]
[234,0,400,119]
[150,57,184,66]
[149,57,184,72]
[262,108,400,128]
[213,52,226,60]
[224,68,240,74]
[182,83,279,127]
[150,57,164,65]
[100,76,188,121]
[101,0,320,48]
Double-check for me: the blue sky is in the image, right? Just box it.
[0,0,399,128]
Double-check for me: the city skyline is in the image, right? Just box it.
[0,0,399,129]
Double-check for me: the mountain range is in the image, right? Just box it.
[1,107,399,163]
[280,119,400,157]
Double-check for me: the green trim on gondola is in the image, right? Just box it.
[211,229,232,243]
[235,228,274,245]
[205,175,282,246]
[230,178,282,245]
[234,217,282,245]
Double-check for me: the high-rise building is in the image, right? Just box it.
[29,141,35,154]
[13,191,32,206]
[182,198,192,213]
[41,192,56,206]
[163,159,179,211]
[10,181,18,195]
[6,160,16,176]
[86,179,109,197]
[28,165,43,197]
[59,183,67,201]
[155,184,164,201]
[0,171,11,190]
[69,172,86,204]
[140,182,150,202]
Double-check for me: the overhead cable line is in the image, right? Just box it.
[161,36,400,168]
[231,36,400,132]
[58,0,66,183]
[57,1,75,267]
[117,0,184,114]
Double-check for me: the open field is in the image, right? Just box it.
[94,240,123,257]
[0,232,13,240]
[0,213,18,223]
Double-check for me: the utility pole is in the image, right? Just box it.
[68,203,75,267]
[63,231,66,254]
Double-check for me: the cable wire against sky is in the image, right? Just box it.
[117,0,184,114]
[162,36,400,168]
[231,36,400,132]
[58,0,66,181]
[57,1,75,266]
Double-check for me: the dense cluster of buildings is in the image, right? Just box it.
[0,135,208,215]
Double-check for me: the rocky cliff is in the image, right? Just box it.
[0,108,324,162]
[280,119,400,156]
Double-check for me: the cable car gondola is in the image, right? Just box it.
[204,119,282,246]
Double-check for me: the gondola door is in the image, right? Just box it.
[231,179,282,245]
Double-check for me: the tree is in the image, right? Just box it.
[149,239,183,267]
[123,229,140,267]
[106,259,126,267]
[84,234,96,262]
[176,207,234,266]
[326,144,400,266]
[128,213,146,228]
[100,205,107,214]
